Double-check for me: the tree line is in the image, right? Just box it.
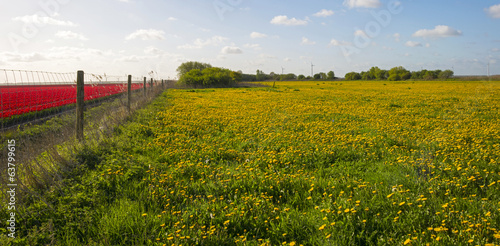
[177,61,338,85]
[344,66,454,81]
[176,62,455,85]
[242,70,336,81]
[177,61,242,87]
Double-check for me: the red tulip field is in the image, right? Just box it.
[0,83,144,118]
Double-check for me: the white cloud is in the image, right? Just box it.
[425,43,431,48]
[250,32,267,38]
[125,29,166,40]
[492,48,499,52]
[412,25,462,38]
[178,36,228,49]
[144,46,164,55]
[221,46,243,54]
[393,33,400,42]
[329,39,352,46]
[313,9,334,17]
[405,41,422,47]
[485,4,500,18]
[244,43,261,50]
[354,30,368,37]
[301,37,316,45]
[270,15,308,26]
[284,57,292,62]
[259,54,277,59]
[12,14,77,27]
[168,17,178,21]
[1,47,114,64]
[343,0,381,9]
[47,46,114,59]
[55,31,88,41]
[115,55,142,63]
[1,52,48,62]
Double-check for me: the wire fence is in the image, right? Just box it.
[0,69,153,130]
[0,68,173,197]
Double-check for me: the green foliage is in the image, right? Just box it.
[344,66,454,81]
[255,69,273,81]
[439,69,454,79]
[178,67,241,87]
[388,66,411,81]
[297,74,306,80]
[280,73,297,81]
[327,71,335,80]
[176,61,212,78]
[345,72,362,81]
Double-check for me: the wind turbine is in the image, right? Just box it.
[311,62,315,77]
[487,62,490,77]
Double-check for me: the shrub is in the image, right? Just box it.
[178,67,241,87]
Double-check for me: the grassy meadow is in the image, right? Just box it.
[3,80,500,245]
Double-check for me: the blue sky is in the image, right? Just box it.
[1,0,499,79]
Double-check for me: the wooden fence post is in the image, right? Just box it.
[76,70,84,141]
[150,78,153,89]
[127,75,132,113]
[143,77,147,97]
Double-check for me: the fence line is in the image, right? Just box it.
[1,69,166,132]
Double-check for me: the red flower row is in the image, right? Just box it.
[0,83,144,118]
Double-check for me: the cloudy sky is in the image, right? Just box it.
[1,0,500,79]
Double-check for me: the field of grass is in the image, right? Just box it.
[3,80,500,245]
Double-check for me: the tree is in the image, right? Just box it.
[361,71,373,80]
[269,72,280,80]
[297,74,306,80]
[388,66,410,81]
[317,72,326,80]
[327,71,335,80]
[256,70,266,81]
[387,73,401,81]
[313,73,321,80]
[410,71,421,80]
[369,67,388,80]
[345,72,361,80]
[423,71,435,80]
[230,71,243,83]
[242,73,257,81]
[438,70,454,79]
[178,66,239,87]
[281,73,296,80]
[176,61,212,78]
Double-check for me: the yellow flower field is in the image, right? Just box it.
[136,80,500,245]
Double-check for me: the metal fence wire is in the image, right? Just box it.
[0,69,154,130]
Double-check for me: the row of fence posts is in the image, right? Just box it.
[75,70,164,141]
